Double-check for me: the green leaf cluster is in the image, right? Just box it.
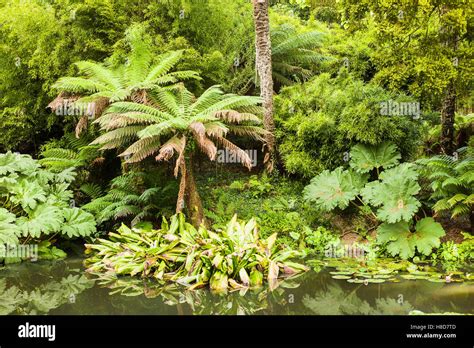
[0,152,97,262]
[85,214,308,292]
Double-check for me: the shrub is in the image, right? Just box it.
[274,72,423,178]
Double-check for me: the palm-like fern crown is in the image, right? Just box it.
[91,84,266,171]
[51,24,200,112]
[271,24,326,86]
[418,147,474,218]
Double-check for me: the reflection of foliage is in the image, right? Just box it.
[92,271,303,315]
[303,283,414,315]
[310,258,473,284]
[0,274,94,315]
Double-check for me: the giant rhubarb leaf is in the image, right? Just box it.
[377,217,445,259]
[350,142,401,173]
[304,167,368,211]
[361,163,421,222]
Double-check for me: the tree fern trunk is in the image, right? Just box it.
[184,154,205,227]
[440,81,456,155]
[252,0,276,172]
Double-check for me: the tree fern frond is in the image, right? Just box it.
[121,137,162,163]
[80,183,104,199]
[90,125,145,145]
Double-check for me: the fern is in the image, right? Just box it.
[418,148,474,225]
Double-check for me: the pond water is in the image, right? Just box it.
[1,258,473,315]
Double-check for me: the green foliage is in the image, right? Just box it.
[340,0,472,111]
[304,143,421,223]
[377,218,445,260]
[349,142,401,173]
[53,25,198,111]
[0,152,96,262]
[39,133,101,173]
[418,148,474,221]
[0,0,133,151]
[303,167,368,211]
[361,164,421,223]
[82,169,177,229]
[275,73,422,178]
[85,214,308,292]
[434,233,474,266]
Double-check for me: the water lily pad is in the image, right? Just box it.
[331,275,352,280]
[329,271,355,276]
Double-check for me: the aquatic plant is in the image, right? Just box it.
[85,214,308,292]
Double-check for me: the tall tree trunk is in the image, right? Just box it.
[184,155,205,227]
[440,81,456,155]
[252,0,276,172]
[439,5,458,155]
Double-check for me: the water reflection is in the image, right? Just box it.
[0,261,94,315]
[0,258,472,315]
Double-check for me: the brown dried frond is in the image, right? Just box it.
[190,122,217,161]
[228,125,267,142]
[93,97,109,118]
[91,157,105,166]
[47,92,79,111]
[205,122,228,138]
[213,110,261,124]
[194,134,217,161]
[131,90,148,104]
[156,135,185,164]
[189,121,206,137]
[213,136,252,170]
[75,115,89,138]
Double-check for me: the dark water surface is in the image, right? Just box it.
[1,258,472,315]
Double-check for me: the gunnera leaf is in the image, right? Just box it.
[16,205,63,238]
[9,180,47,211]
[361,164,421,223]
[377,218,445,259]
[61,208,97,238]
[350,142,401,173]
[304,167,368,212]
[0,208,19,245]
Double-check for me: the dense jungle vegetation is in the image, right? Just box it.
[0,0,472,293]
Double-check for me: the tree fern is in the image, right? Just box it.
[418,147,474,228]
[51,23,199,136]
